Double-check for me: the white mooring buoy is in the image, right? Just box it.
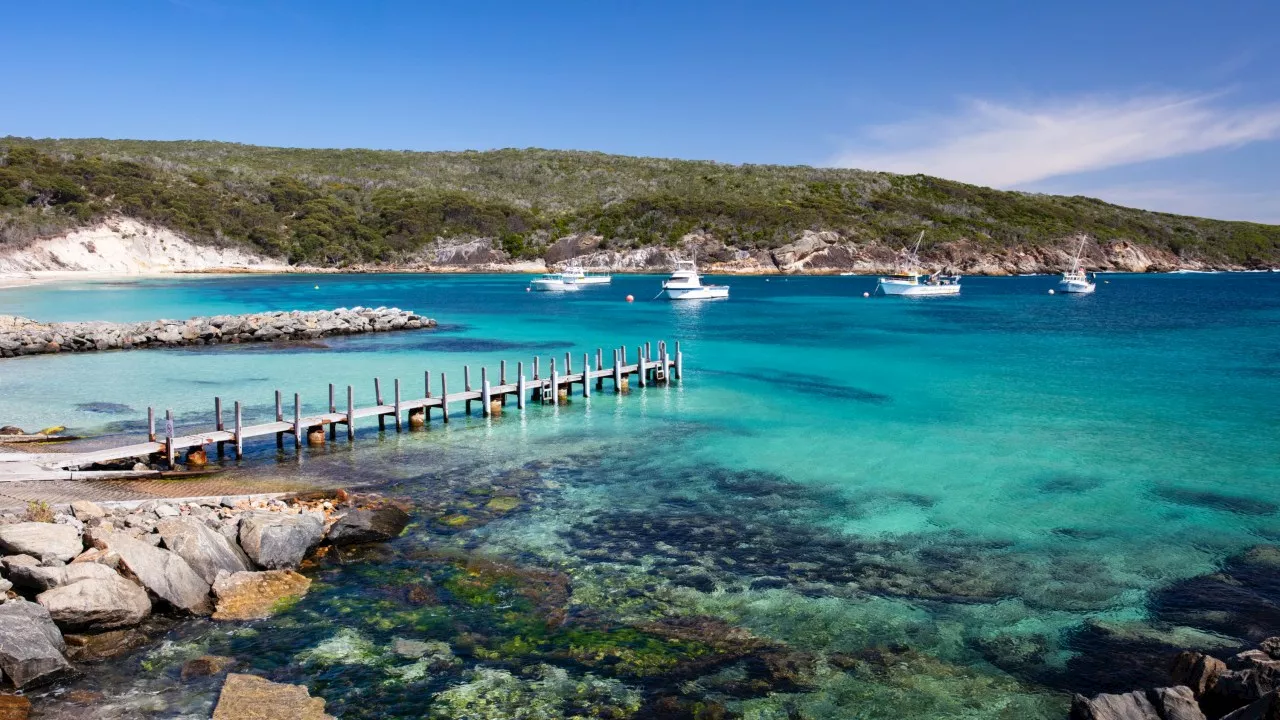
[1048,289,1056,295]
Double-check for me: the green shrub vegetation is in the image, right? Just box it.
[2,137,1277,266]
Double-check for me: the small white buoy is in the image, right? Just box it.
[1048,289,1055,295]
[526,287,531,292]
[314,285,319,289]
[863,292,870,298]
[765,278,770,282]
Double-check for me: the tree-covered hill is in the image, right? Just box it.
[2,136,1278,267]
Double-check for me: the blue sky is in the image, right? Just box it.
[4,0,1279,222]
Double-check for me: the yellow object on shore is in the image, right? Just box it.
[37,425,65,436]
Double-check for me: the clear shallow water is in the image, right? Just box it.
[4,272,1280,718]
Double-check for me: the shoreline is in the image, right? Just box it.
[3,265,1277,290]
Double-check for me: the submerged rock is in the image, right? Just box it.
[428,665,641,720]
[0,523,81,562]
[0,599,72,688]
[325,505,410,546]
[211,570,311,621]
[212,673,334,720]
[157,517,252,585]
[36,574,151,630]
[239,512,324,569]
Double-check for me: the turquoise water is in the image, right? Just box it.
[4,272,1280,718]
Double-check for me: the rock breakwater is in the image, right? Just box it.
[0,307,434,358]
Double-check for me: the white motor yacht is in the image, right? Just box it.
[530,273,582,292]
[875,232,961,296]
[661,260,729,300]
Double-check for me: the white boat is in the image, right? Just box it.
[875,232,961,296]
[529,273,582,292]
[1057,239,1096,294]
[560,260,612,285]
[662,259,729,300]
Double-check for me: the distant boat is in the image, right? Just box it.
[530,273,582,292]
[560,260,612,285]
[875,231,961,296]
[662,259,729,300]
[1057,239,1096,294]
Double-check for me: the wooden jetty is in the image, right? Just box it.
[37,340,684,471]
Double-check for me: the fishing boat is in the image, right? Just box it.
[661,259,729,300]
[560,260,612,285]
[875,232,961,296]
[1057,239,1096,294]
[529,273,582,292]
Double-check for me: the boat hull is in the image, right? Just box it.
[1058,280,1096,294]
[665,286,729,300]
[876,280,960,296]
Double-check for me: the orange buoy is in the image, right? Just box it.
[625,295,634,303]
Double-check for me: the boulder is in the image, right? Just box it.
[37,575,151,630]
[324,505,410,546]
[8,561,120,591]
[0,523,81,562]
[238,513,324,570]
[0,600,72,688]
[1171,651,1228,697]
[211,570,311,621]
[69,501,106,521]
[95,532,211,615]
[63,626,154,662]
[212,673,334,720]
[157,517,252,585]
[1070,687,1206,720]
[1223,690,1280,720]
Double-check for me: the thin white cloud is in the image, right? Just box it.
[829,94,1280,187]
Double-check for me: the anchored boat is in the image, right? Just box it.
[530,273,582,292]
[1057,239,1096,294]
[875,232,961,296]
[661,259,729,300]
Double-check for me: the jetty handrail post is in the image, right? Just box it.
[233,401,243,457]
[164,409,175,467]
[675,341,683,380]
[464,366,473,415]
[374,378,385,431]
[393,379,403,432]
[441,372,450,423]
[214,397,224,457]
[328,383,337,440]
[147,406,155,443]
[275,390,284,448]
[613,349,622,392]
[636,346,646,387]
[583,352,590,398]
[346,385,355,441]
[293,393,302,449]
[517,361,526,410]
[482,372,492,417]
[596,348,604,390]
[500,360,508,406]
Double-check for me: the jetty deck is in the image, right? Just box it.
[5,340,683,477]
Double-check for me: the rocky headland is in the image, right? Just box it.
[0,306,433,358]
[0,490,409,716]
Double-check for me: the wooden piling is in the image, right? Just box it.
[596,348,604,390]
[346,385,355,441]
[482,376,492,417]
[533,356,539,380]
[424,371,432,421]
[550,358,558,405]
[517,361,526,410]
[394,379,403,432]
[675,341,683,380]
[234,401,243,457]
[293,393,302,448]
[214,397,224,457]
[465,366,472,415]
[637,346,646,387]
[328,383,337,439]
[147,406,155,443]
[583,352,590,398]
[613,349,622,392]
[659,343,669,384]
[374,377,385,431]
[165,409,175,467]
[441,372,450,423]
[500,360,508,406]
[275,390,284,448]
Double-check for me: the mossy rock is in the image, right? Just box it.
[485,496,521,513]
[437,514,471,528]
